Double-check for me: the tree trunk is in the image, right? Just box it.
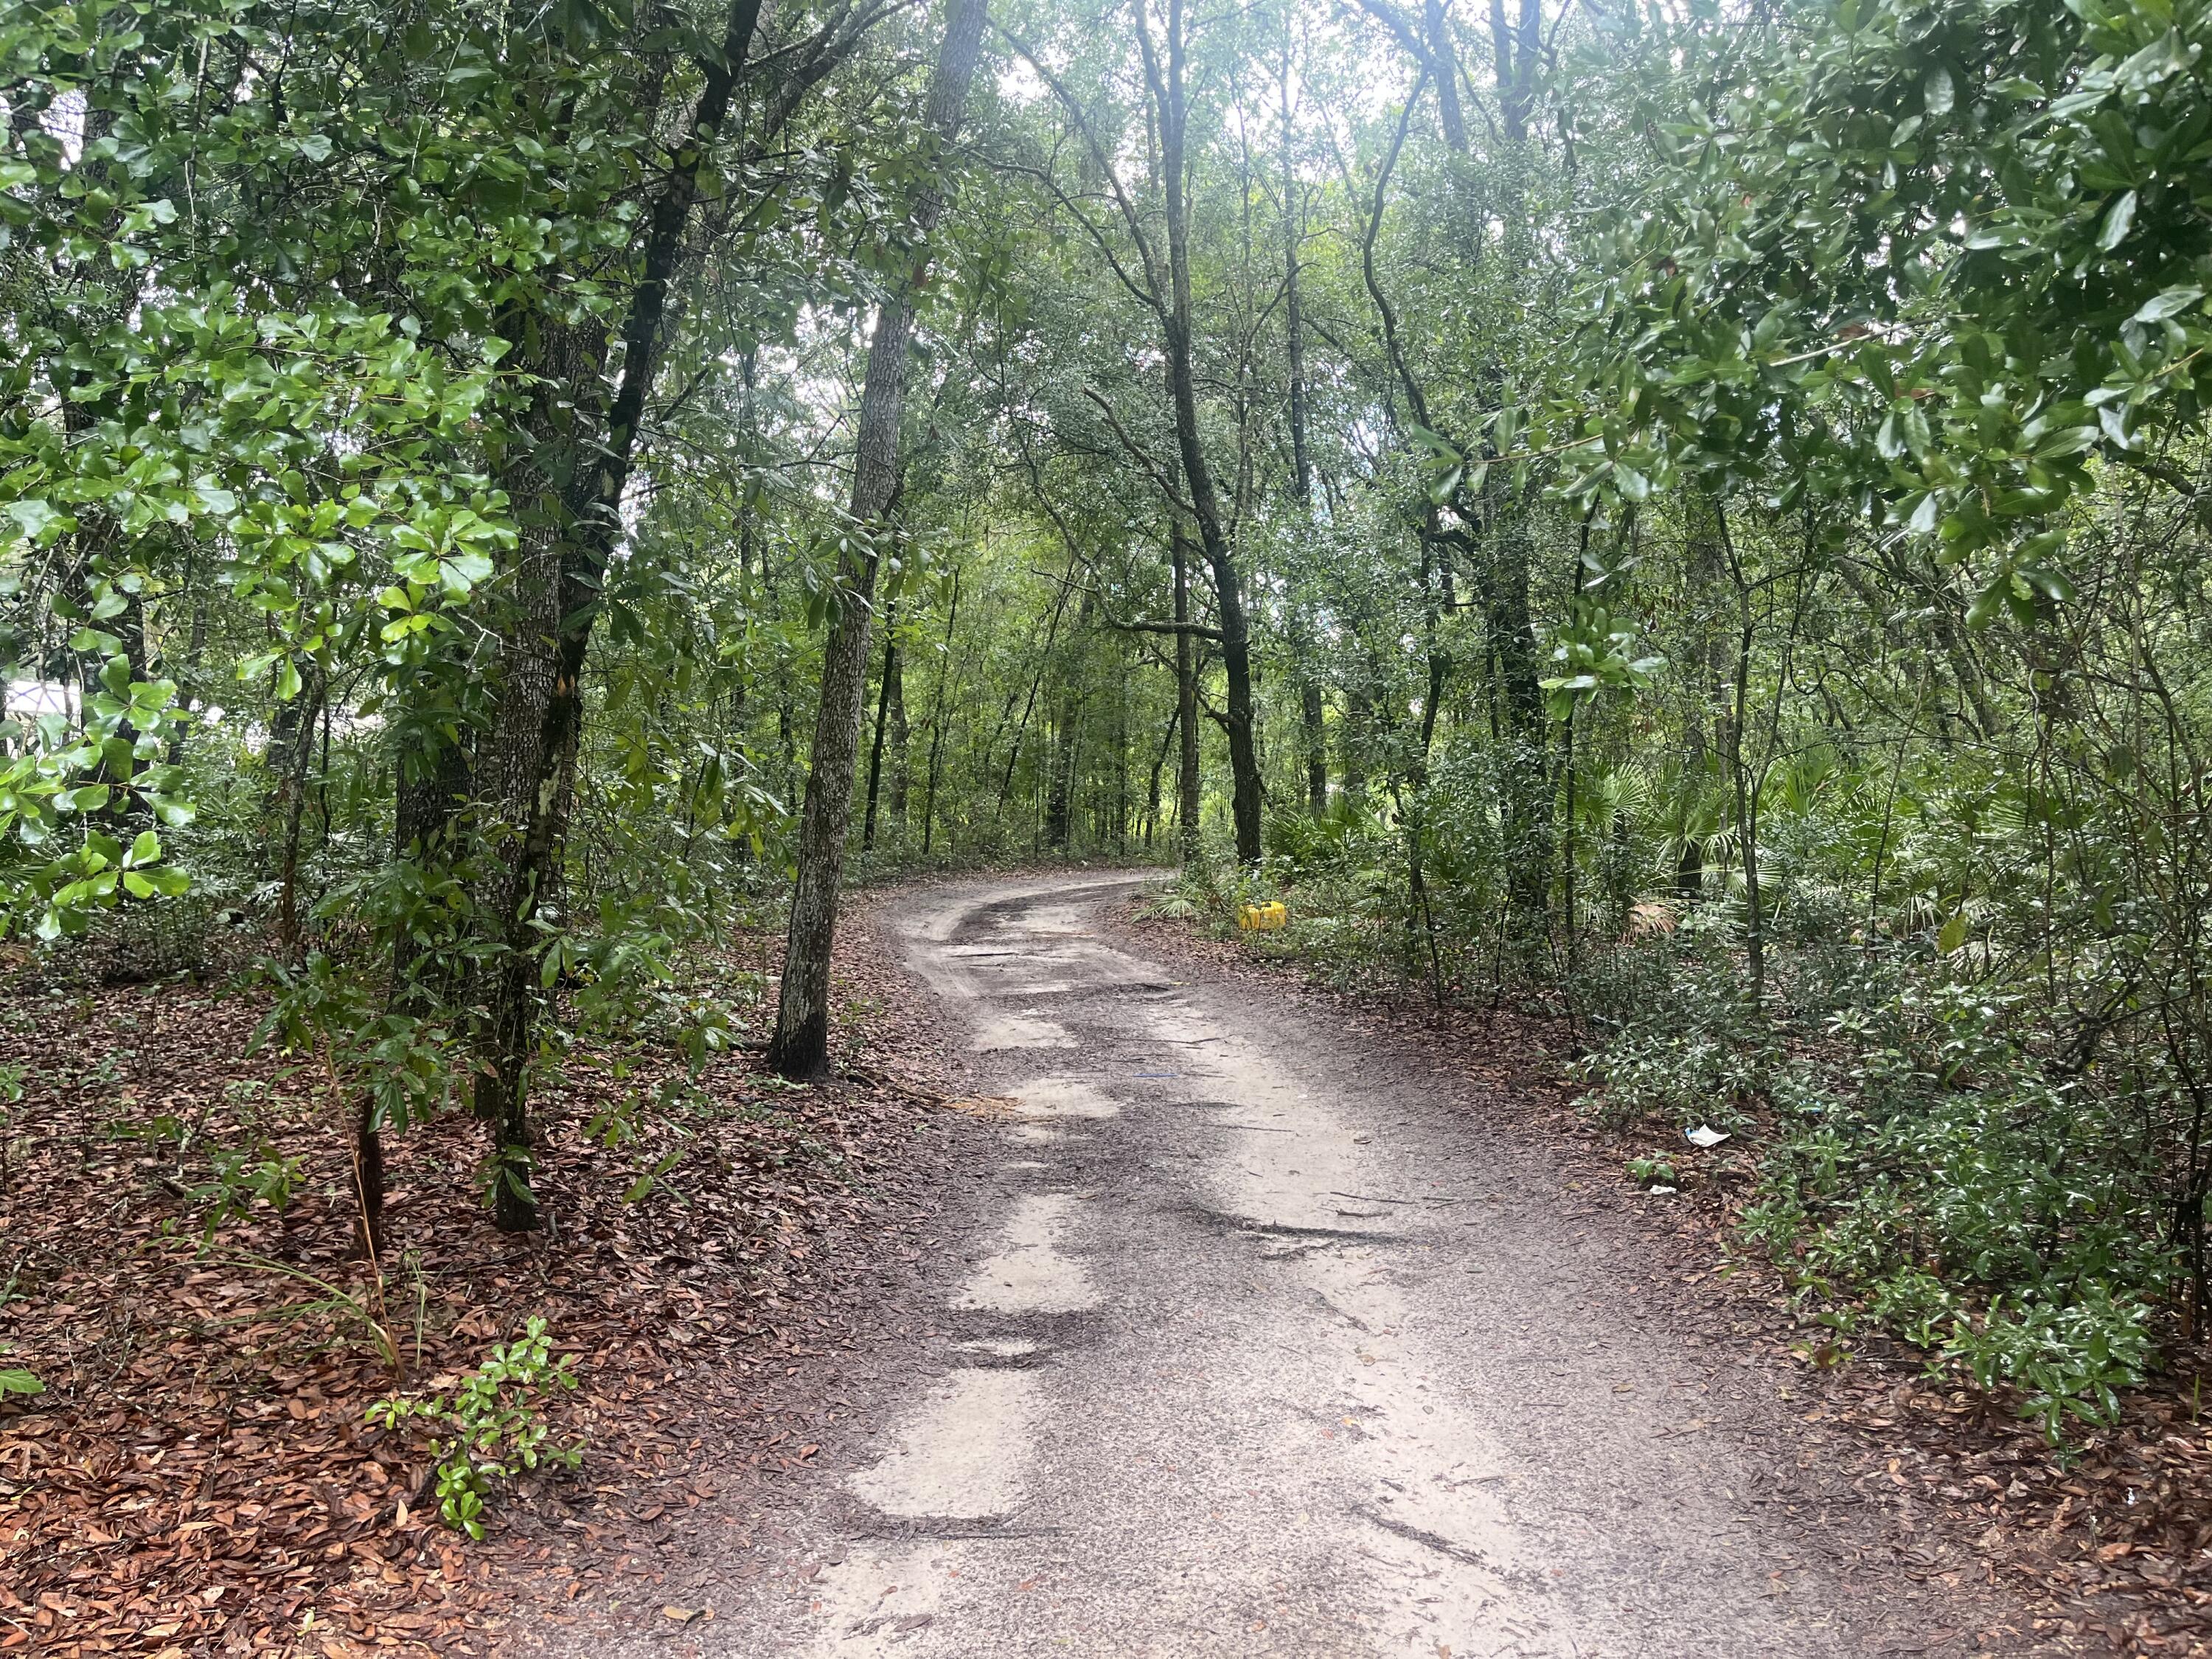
[920,569,960,855]
[372,712,472,1256]
[1720,506,1765,1007]
[352,1091,387,1262]
[1489,505,1551,961]
[888,638,910,827]
[1138,0,1262,864]
[1046,594,1093,852]
[470,0,768,1229]
[1145,704,1173,849]
[863,597,897,851]
[1172,528,1203,864]
[769,0,988,1080]
[1343,686,1371,803]
[271,663,328,958]
[1280,69,1328,822]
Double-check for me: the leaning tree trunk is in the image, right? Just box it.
[769,0,989,1080]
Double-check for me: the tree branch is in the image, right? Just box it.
[1082,386,1197,518]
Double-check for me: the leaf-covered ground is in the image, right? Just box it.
[1113,902,2212,1658]
[0,900,960,1657]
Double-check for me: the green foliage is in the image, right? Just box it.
[1736,984,2174,1438]
[7,0,2210,1455]
[1571,911,1773,1131]
[0,1343,42,1399]
[187,1140,305,1238]
[366,1317,582,1540]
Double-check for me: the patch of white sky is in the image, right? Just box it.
[0,86,88,163]
[992,8,1413,201]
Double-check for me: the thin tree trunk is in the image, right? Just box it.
[1279,41,1328,821]
[888,636,910,826]
[1173,527,1202,863]
[272,664,328,958]
[770,0,988,1079]
[1719,505,1764,1006]
[920,568,960,855]
[1343,686,1371,802]
[1046,594,1093,852]
[1145,703,1174,849]
[863,597,897,850]
[1136,0,1262,863]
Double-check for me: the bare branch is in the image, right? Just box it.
[992,19,1168,305]
[987,154,1163,316]
[1360,67,1439,437]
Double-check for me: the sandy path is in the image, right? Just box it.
[546,871,2000,1658]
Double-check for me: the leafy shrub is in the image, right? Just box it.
[1741,984,2174,1439]
[1571,907,1771,1130]
[0,1344,41,1399]
[190,1141,305,1237]
[366,1316,582,1539]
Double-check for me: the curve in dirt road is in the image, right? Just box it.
[560,872,2001,1658]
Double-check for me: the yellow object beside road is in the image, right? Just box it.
[1238,900,1287,931]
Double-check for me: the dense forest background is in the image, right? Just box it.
[5,0,2212,1451]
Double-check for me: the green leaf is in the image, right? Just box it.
[441,550,495,590]
[2132,285,2203,324]
[3,499,66,544]
[2099,190,2137,251]
[1937,913,1969,954]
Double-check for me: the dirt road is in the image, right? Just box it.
[568,872,1997,1657]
